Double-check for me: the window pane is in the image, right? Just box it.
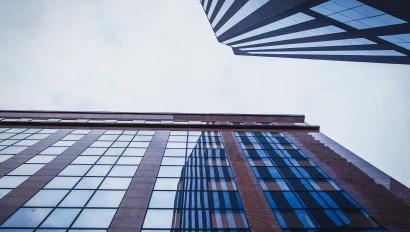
[116,157,142,165]
[87,190,126,207]
[108,166,137,177]
[154,178,180,190]
[149,191,176,208]
[143,209,173,228]
[40,208,81,228]
[1,208,52,227]
[59,165,91,176]
[59,190,94,207]
[72,209,116,228]
[158,166,183,177]
[0,176,29,188]
[25,190,68,207]
[8,164,44,175]
[45,177,80,189]
[99,177,132,189]
[123,148,146,156]
[75,177,104,189]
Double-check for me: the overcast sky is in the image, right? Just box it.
[0,0,409,187]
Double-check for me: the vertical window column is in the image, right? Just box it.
[142,130,249,231]
[109,130,167,232]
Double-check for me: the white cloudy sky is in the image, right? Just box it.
[0,0,409,186]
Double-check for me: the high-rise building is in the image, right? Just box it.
[199,0,410,64]
[0,111,408,231]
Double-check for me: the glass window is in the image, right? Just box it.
[116,157,142,165]
[86,165,112,176]
[59,190,94,207]
[25,190,68,207]
[14,140,39,146]
[103,148,125,156]
[81,148,107,156]
[158,166,183,177]
[122,148,146,156]
[166,143,186,149]
[163,149,186,157]
[1,208,53,227]
[154,178,180,190]
[0,189,12,199]
[99,134,119,141]
[108,166,137,177]
[0,146,27,154]
[72,209,116,228]
[0,176,29,188]
[87,190,126,207]
[62,134,84,140]
[149,191,177,208]
[91,141,113,148]
[75,177,104,189]
[129,141,150,148]
[72,156,99,164]
[97,156,119,164]
[143,209,174,228]
[40,208,81,228]
[59,165,91,176]
[45,177,80,189]
[26,155,55,164]
[161,157,185,165]
[53,141,76,147]
[40,147,68,155]
[8,164,45,175]
[99,177,132,189]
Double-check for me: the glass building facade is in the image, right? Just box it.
[199,0,410,64]
[0,111,408,231]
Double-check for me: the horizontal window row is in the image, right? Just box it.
[164,148,227,158]
[243,149,306,159]
[44,176,132,190]
[154,178,237,191]
[149,191,243,209]
[248,157,315,167]
[265,191,360,209]
[25,189,125,208]
[158,166,234,179]
[81,147,147,156]
[0,207,117,229]
[252,166,328,179]
[259,178,340,191]
[143,209,248,229]
[274,209,380,229]
[161,157,229,166]
[59,164,139,176]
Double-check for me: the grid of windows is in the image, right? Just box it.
[0,129,87,200]
[142,130,249,231]
[0,128,57,164]
[235,132,385,231]
[199,0,410,63]
[0,129,154,231]
[311,0,407,30]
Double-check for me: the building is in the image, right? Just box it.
[0,110,408,231]
[199,0,410,64]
